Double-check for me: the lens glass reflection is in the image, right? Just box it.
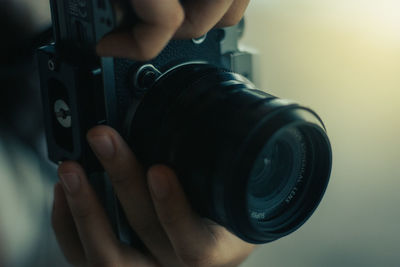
[247,127,308,221]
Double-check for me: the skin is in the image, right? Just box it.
[53,1,255,266]
[96,0,251,60]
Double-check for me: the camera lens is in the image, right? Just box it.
[247,127,307,218]
[128,63,332,244]
[241,122,331,243]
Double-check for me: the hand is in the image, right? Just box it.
[97,0,250,60]
[52,126,255,267]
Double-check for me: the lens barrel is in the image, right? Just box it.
[128,63,332,244]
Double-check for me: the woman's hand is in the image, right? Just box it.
[96,0,250,60]
[52,126,255,267]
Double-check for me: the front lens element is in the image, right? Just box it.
[247,127,307,220]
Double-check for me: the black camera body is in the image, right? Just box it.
[37,0,251,168]
[37,0,253,242]
[38,0,332,245]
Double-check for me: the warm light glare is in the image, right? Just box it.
[242,1,400,267]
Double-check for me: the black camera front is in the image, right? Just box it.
[127,63,332,243]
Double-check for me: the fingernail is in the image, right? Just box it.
[88,135,115,160]
[148,172,170,200]
[59,173,81,195]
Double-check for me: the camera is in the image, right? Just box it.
[37,0,332,244]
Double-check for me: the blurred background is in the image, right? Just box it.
[1,0,399,266]
[241,0,400,266]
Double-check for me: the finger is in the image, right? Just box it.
[96,0,184,60]
[148,166,255,266]
[52,183,86,266]
[87,126,181,266]
[175,0,234,39]
[58,161,122,265]
[147,165,221,266]
[216,0,250,27]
